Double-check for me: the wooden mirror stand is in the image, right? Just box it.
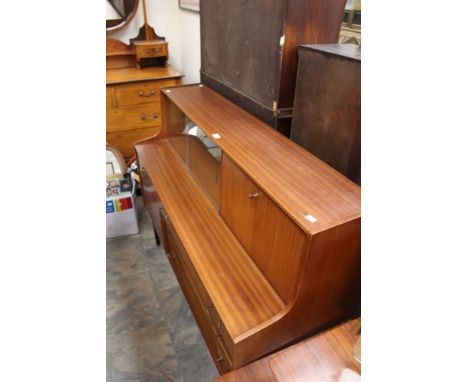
[106,0,168,70]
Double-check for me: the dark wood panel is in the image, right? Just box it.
[290,44,361,184]
[200,0,346,132]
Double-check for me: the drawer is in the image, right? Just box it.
[214,336,233,373]
[106,87,115,108]
[206,302,233,363]
[166,220,212,309]
[107,103,162,133]
[114,79,177,107]
[106,126,161,157]
[165,228,230,371]
[135,43,168,60]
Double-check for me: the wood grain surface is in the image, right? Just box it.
[136,84,361,371]
[291,44,361,184]
[136,138,285,338]
[106,65,182,85]
[160,84,360,235]
[213,319,360,382]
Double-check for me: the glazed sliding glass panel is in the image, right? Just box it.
[167,119,221,208]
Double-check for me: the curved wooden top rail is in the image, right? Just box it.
[135,137,285,337]
[161,84,361,235]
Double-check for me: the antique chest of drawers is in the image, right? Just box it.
[135,84,361,374]
[106,65,182,157]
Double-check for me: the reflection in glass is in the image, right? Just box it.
[168,119,222,208]
[339,0,361,45]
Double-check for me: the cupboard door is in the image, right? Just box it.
[219,155,258,254]
[252,192,307,303]
[220,154,307,303]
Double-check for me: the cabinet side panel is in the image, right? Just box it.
[278,0,346,108]
[234,218,360,367]
[290,48,361,184]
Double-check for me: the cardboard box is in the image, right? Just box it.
[106,179,138,238]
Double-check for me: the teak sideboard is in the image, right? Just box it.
[135,84,361,373]
[106,66,182,157]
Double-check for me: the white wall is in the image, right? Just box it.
[110,0,201,84]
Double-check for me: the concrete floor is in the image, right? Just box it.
[107,197,219,382]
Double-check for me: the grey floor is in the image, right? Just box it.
[107,196,219,382]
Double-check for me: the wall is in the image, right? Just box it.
[110,0,201,84]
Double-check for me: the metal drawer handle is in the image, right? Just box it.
[140,112,158,120]
[248,192,259,199]
[138,90,155,97]
[215,350,224,363]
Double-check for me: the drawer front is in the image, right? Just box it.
[107,103,161,133]
[114,79,177,107]
[106,126,161,157]
[165,219,234,371]
[165,228,232,373]
[206,303,234,363]
[136,43,168,59]
[214,336,233,373]
[106,87,115,108]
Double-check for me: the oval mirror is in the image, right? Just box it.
[106,0,140,34]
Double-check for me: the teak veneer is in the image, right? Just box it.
[135,84,361,373]
[213,319,361,382]
[106,66,182,157]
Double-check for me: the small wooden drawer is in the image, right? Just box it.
[106,87,115,108]
[134,41,168,60]
[106,126,161,157]
[106,103,162,133]
[114,79,177,107]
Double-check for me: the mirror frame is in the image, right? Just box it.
[106,0,140,35]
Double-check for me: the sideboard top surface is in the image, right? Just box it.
[162,84,361,235]
[106,65,183,85]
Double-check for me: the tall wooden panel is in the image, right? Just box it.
[290,44,361,184]
[200,0,346,136]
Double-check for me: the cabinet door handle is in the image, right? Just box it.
[140,112,158,120]
[248,192,259,199]
[138,90,155,97]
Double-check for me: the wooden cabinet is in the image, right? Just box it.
[135,84,360,373]
[106,66,182,157]
[200,0,346,136]
[290,44,361,184]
